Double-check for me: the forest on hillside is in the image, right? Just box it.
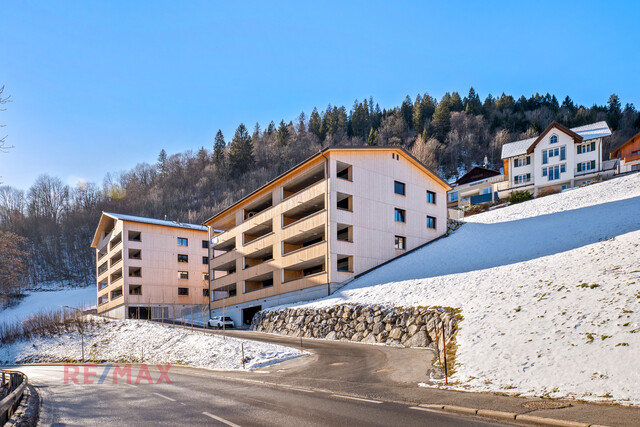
[1,87,640,291]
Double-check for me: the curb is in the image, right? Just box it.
[418,404,602,427]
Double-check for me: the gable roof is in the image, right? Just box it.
[454,166,501,186]
[501,121,611,159]
[203,146,451,227]
[610,131,640,159]
[91,212,208,248]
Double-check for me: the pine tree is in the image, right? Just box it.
[430,103,451,142]
[228,123,254,177]
[157,149,168,176]
[297,112,307,134]
[367,128,377,146]
[308,107,323,140]
[277,120,289,146]
[213,130,226,168]
[608,93,622,130]
[464,87,482,115]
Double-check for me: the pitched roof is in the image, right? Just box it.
[454,166,501,186]
[501,121,611,159]
[610,131,640,158]
[91,212,208,248]
[203,146,451,226]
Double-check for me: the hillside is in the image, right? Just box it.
[292,173,640,405]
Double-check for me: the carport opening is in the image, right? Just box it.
[242,305,262,326]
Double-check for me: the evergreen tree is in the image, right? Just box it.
[367,128,377,146]
[277,120,290,145]
[213,130,226,167]
[157,149,168,176]
[430,103,450,142]
[266,121,276,135]
[228,123,254,177]
[400,95,413,128]
[464,87,482,115]
[608,93,622,130]
[449,92,464,112]
[297,112,307,134]
[308,107,323,140]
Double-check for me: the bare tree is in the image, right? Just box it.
[0,86,11,153]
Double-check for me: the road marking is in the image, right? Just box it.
[409,406,440,413]
[153,392,176,402]
[330,394,383,404]
[279,384,315,393]
[202,411,242,427]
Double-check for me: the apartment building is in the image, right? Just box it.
[501,121,614,195]
[447,166,507,208]
[91,212,210,319]
[204,147,451,326]
[610,131,640,173]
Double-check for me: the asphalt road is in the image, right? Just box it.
[17,364,503,426]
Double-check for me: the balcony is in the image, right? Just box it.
[282,241,327,269]
[282,225,325,256]
[282,194,325,227]
[211,283,237,301]
[243,194,273,222]
[243,219,273,246]
[211,249,237,270]
[109,232,122,251]
[98,281,108,291]
[110,268,123,284]
[110,250,122,268]
[98,261,109,277]
[282,256,325,283]
[282,163,325,200]
[110,286,123,300]
[98,295,109,306]
[244,272,274,293]
[243,246,273,270]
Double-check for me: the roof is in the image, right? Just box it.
[610,131,640,158]
[91,212,208,248]
[501,121,612,159]
[454,166,501,186]
[203,146,452,226]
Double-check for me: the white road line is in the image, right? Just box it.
[152,392,176,402]
[330,394,383,404]
[279,385,315,393]
[202,411,242,427]
[409,406,439,413]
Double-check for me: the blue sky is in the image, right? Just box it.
[1,1,639,190]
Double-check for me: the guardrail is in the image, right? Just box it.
[0,370,27,425]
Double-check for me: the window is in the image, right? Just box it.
[178,271,189,280]
[514,173,531,185]
[336,255,352,272]
[395,235,406,250]
[202,240,209,249]
[128,267,142,278]
[577,160,596,172]
[560,164,566,173]
[542,150,548,165]
[448,191,458,202]
[336,161,352,181]
[203,288,210,297]
[336,193,353,211]
[394,181,406,196]
[178,254,188,263]
[128,249,141,260]
[394,208,406,223]
[577,141,596,154]
[560,146,566,161]
[514,156,531,167]
[547,165,561,181]
[631,150,640,156]
[128,231,141,242]
[177,237,188,246]
[202,256,209,265]
[426,190,436,204]
[426,216,436,229]
[203,273,210,281]
[481,187,491,195]
[336,224,352,242]
[178,287,189,296]
[550,134,558,144]
[632,164,640,171]
[129,285,142,295]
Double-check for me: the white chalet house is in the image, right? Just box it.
[501,121,614,195]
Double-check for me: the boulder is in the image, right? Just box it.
[389,327,403,340]
[372,322,385,335]
[407,324,419,336]
[355,322,367,332]
[404,331,429,347]
[325,331,337,340]
[351,332,364,342]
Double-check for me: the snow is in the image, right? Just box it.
[103,212,208,231]
[290,173,640,405]
[0,317,301,371]
[0,286,96,325]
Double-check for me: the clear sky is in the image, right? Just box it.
[1,1,639,190]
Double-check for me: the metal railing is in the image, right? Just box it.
[0,370,27,425]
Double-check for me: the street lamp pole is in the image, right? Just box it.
[63,306,85,363]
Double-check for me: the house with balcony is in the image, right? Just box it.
[203,147,451,326]
[447,166,508,208]
[501,121,614,195]
[91,212,210,319]
[610,131,640,173]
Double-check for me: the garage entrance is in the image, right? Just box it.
[128,306,150,319]
[242,305,262,327]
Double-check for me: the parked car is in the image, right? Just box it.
[208,316,234,329]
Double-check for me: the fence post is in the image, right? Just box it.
[241,343,246,369]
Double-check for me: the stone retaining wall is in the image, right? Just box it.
[251,304,459,348]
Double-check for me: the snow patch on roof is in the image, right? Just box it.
[501,121,612,159]
[104,212,208,231]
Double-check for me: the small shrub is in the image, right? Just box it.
[508,190,533,205]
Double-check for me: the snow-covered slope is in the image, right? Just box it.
[294,173,640,405]
[1,318,300,371]
[0,286,95,325]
